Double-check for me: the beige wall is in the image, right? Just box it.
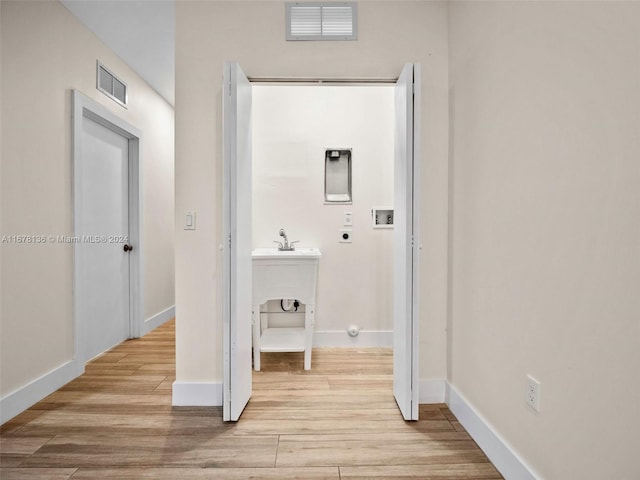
[175,1,449,383]
[253,85,394,334]
[1,1,175,398]
[448,2,640,478]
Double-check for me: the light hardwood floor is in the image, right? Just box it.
[1,320,503,479]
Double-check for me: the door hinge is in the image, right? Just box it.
[228,234,232,248]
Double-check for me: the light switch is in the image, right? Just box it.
[185,212,196,230]
[344,212,353,226]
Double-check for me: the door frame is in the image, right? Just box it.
[71,89,143,370]
[222,67,421,420]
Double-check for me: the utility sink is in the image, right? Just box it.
[251,247,321,259]
[251,247,321,371]
[251,247,321,305]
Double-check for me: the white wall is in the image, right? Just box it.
[448,2,640,478]
[252,85,394,337]
[175,1,449,392]
[0,0,175,415]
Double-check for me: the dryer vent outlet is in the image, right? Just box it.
[340,229,353,243]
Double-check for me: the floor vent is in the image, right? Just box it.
[286,2,357,41]
[96,61,127,107]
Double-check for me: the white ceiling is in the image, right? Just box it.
[61,0,175,106]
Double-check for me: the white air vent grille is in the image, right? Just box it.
[96,61,127,107]
[287,2,357,41]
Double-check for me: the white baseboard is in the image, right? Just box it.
[172,381,222,406]
[0,307,175,425]
[141,305,175,336]
[313,330,392,347]
[0,359,82,424]
[419,378,446,403]
[447,383,540,480]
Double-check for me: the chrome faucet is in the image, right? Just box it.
[274,228,299,251]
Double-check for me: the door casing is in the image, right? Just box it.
[72,90,143,371]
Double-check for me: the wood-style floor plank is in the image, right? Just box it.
[275,433,486,468]
[1,319,503,479]
[21,434,278,468]
[339,464,503,479]
[0,468,77,479]
[68,466,339,479]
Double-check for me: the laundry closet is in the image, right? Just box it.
[251,84,395,356]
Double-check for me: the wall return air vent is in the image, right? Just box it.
[96,61,127,107]
[286,2,357,41]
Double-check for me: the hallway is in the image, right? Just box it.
[1,321,502,479]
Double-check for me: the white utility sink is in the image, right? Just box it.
[252,248,321,306]
[252,247,321,371]
[251,247,321,259]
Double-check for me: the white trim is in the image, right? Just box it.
[72,90,144,364]
[128,133,143,339]
[312,330,392,347]
[0,360,81,424]
[419,378,446,404]
[411,63,422,419]
[172,381,223,406]
[447,383,540,480]
[141,305,175,336]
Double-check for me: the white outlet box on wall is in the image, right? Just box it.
[372,207,393,229]
[526,374,541,412]
[339,229,353,243]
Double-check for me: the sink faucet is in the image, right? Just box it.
[274,228,299,251]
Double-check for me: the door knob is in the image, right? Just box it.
[123,244,133,252]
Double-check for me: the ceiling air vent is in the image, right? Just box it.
[96,61,127,108]
[286,2,357,41]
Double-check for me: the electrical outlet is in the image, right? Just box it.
[339,229,352,243]
[526,375,541,412]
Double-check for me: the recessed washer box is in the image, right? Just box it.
[372,207,393,228]
[325,148,352,204]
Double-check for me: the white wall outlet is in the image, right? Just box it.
[344,212,353,226]
[526,375,541,412]
[339,229,353,243]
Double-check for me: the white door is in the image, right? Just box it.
[393,63,420,420]
[80,116,131,361]
[223,61,253,421]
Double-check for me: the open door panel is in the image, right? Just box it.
[223,61,253,421]
[393,63,420,421]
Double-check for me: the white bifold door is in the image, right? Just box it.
[393,63,420,421]
[222,62,420,422]
[222,61,253,421]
